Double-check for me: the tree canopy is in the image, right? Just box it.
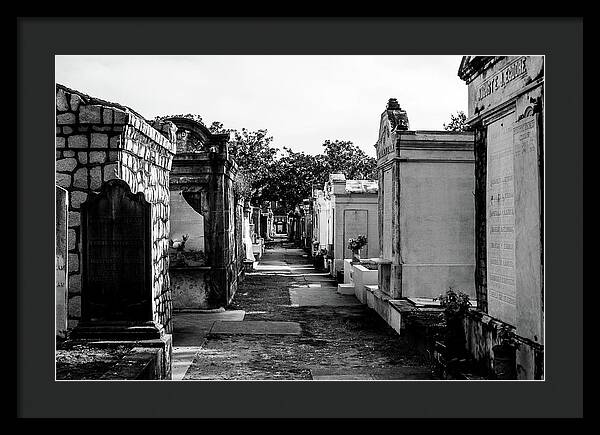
[443,110,472,132]
[155,114,377,212]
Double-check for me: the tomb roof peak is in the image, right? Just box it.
[385,97,409,131]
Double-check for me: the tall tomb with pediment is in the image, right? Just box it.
[375,98,476,300]
[166,117,244,310]
[458,56,544,379]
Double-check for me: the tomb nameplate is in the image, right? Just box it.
[81,179,151,322]
[344,209,368,259]
[486,113,517,325]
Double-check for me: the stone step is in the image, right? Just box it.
[337,283,355,295]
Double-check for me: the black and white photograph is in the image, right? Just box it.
[17,16,583,419]
[54,54,545,381]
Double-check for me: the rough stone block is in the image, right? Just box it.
[68,211,80,227]
[68,135,88,149]
[103,163,118,181]
[77,152,88,164]
[56,158,77,172]
[70,191,87,209]
[90,166,102,190]
[91,133,108,148]
[113,110,129,124]
[70,94,83,111]
[68,295,81,318]
[56,89,69,111]
[89,151,106,164]
[108,151,119,162]
[56,173,71,189]
[63,150,75,157]
[56,137,66,148]
[63,126,74,135]
[79,105,102,123]
[103,109,113,124]
[73,167,88,189]
[57,113,75,125]
[68,253,79,273]
[68,274,81,295]
[68,229,76,250]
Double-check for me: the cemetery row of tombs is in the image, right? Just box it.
[55,56,544,380]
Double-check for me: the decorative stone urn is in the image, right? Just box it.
[351,249,361,263]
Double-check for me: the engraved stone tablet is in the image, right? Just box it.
[81,179,151,322]
[486,113,517,325]
[513,114,543,342]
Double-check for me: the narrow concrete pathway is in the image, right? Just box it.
[172,242,438,380]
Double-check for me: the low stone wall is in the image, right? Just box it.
[56,84,176,333]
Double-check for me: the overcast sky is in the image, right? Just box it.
[55,55,467,157]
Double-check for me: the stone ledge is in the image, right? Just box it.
[337,283,355,295]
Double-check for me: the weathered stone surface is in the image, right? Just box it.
[68,211,80,227]
[69,253,79,273]
[56,173,71,188]
[57,113,75,125]
[110,135,121,149]
[89,151,106,164]
[63,150,75,157]
[56,89,69,111]
[103,163,118,181]
[68,274,81,295]
[113,110,129,124]
[70,94,83,111]
[56,137,66,148]
[79,105,101,123]
[70,191,87,209]
[73,167,88,189]
[103,109,113,124]
[210,320,302,335]
[68,229,76,250]
[68,135,88,149]
[63,126,74,135]
[56,158,77,172]
[68,295,81,318]
[91,133,108,148]
[89,166,102,190]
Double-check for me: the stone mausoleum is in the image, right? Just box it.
[55,84,177,378]
[166,117,245,310]
[375,99,476,300]
[458,56,544,379]
[322,174,379,279]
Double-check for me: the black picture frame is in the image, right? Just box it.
[18,17,583,419]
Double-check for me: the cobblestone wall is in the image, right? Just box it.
[55,84,177,333]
